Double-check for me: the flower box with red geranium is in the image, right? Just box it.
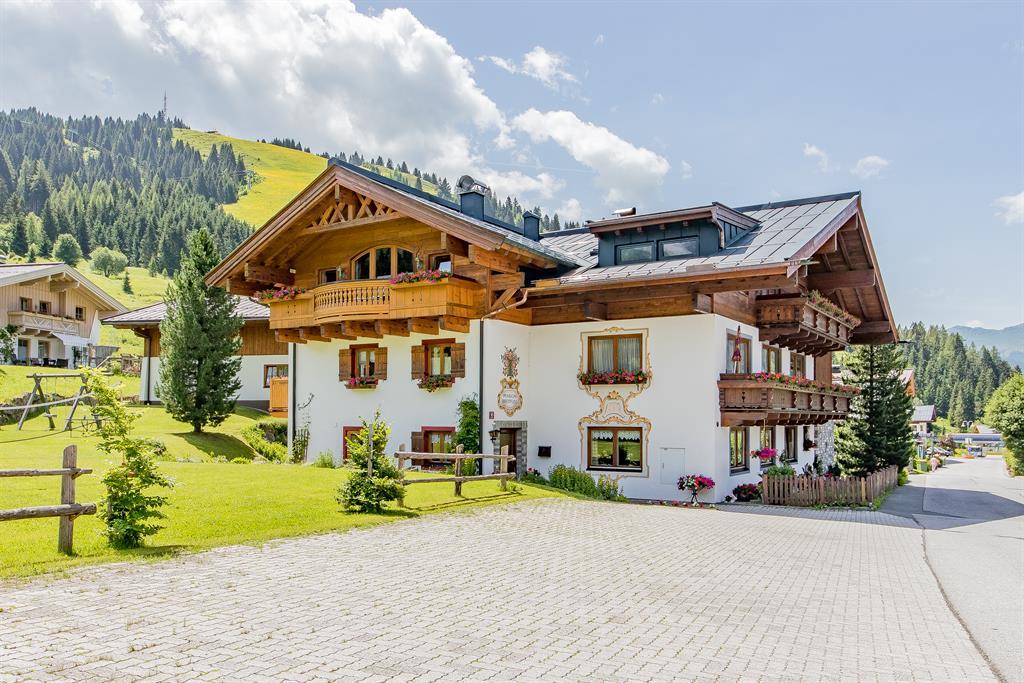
[256,286,307,303]
[577,369,650,386]
[677,474,715,504]
[389,269,451,285]
[417,374,455,392]
[346,377,378,390]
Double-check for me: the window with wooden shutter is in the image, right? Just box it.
[410,345,425,379]
[374,347,388,380]
[451,342,466,378]
[338,349,352,382]
[411,431,424,452]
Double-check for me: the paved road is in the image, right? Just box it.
[1,500,995,682]
[882,456,1024,682]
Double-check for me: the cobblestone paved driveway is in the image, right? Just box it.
[0,500,995,682]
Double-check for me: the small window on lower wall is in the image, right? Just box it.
[587,427,643,471]
[792,353,806,378]
[784,426,799,462]
[263,364,288,387]
[730,427,749,473]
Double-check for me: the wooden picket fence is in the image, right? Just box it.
[760,465,898,506]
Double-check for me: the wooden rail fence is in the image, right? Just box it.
[393,445,515,502]
[0,445,96,553]
[760,465,898,506]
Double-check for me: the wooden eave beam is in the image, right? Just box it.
[275,329,306,344]
[245,262,294,286]
[320,324,357,340]
[467,245,520,274]
[226,278,261,296]
[487,272,526,291]
[438,315,470,333]
[806,270,876,292]
[408,317,439,335]
[299,327,329,342]
[375,319,410,337]
[582,301,607,321]
[441,233,470,257]
[342,321,382,339]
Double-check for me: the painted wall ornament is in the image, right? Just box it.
[497,347,523,416]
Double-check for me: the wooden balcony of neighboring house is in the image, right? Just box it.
[268,376,288,418]
[8,310,85,337]
[755,293,860,355]
[718,373,855,427]
[267,277,485,335]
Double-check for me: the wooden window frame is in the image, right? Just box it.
[19,297,31,312]
[587,333,644,373]
[422,426,456,456]
[37,300,51,315]
[784,426,799,462]
[760,426,776,451]
[792,353,806,378]
[727,336,752,373]
[658,236,699,260]
[423,338,455,376]
[428,252,452,272]
[586,426,644,472]
[615,242,655,265]
[761,344,782,373]
[350,343,378,379]
[319,267,341,285]
[263,364,288,388]
[342,426,363,462]
[350,245,417,280]
[730,427,749,473]
[74,306,85,321]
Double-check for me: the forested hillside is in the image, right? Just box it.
[0,109,251,274]
[900,323,1018,426]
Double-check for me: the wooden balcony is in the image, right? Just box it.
[8,311,85,337]
[718,373,854,427]
[756,294,859,354]
[268,278,484,330]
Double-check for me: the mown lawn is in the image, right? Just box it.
[0,365,140,404]
[173,129,327,228]
[0,405,564,578]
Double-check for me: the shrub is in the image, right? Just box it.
[443,457,479,476]
[241,423,287,462]
[595,474,624,501]
[521,467,546,485]
[337,410,404,512]
[732,483,760,502]
[139,437,169,460]
[763,465,796,477]
[312,451,337,468]
[898,469,909,486]
[52,233,83,266]
[454,394,481,454]
[230,457,249,464]
[546,465,623,501]
[255,417,288,443]
[91,246,128,277]
[86,370,171,549]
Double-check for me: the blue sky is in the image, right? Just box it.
[2,0,1021,328]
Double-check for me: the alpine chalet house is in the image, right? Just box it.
[0,262,125,367]
[206,159,897,501]
[103,297,289,412]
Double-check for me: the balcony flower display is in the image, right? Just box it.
[256,286,306,302]
[390,269,451,285]
[577,369,650,386]
[417,374,455,392]
[736,372,859,395]
[346,377,378,389]
[677,474,716,505]
[807,289,862,327]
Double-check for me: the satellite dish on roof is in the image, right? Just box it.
[456,175,490,194]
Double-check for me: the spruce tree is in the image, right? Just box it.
[158,228,242,433]
[11,214,29,255]
[122,272,133,294]
[834,344,915,475]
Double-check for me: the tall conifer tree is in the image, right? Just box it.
[834,344,915,475]
[158,228,242,433]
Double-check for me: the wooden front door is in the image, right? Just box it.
[499,429,518,474]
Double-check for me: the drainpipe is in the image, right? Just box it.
[478,318,485,461]
[144,331,152,404]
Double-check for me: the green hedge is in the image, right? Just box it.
[241,423,288,462]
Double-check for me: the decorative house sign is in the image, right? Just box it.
[497,347,523,416]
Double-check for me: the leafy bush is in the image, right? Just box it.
[255,417,288,443]
[547,465,623,501]
[91,246,128,277]
[241,424,287,462]
[230,457,249,464]
[521,467,546,485]
[732,483,760,502]
[898,469,909,486]
[443,458,479,476]
[312,451,337,468]
[337,410,404,512]
[86,370,171,549]
[454,394,481,454]
[52,233,83,266]
[763,465,796,477]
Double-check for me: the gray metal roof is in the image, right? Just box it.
[104,295,269,325]
[538,192,860,285]
[911,405,936,423]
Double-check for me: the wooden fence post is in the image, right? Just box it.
[58,445,78,555]
[454,444,464,496]
[499,445,509,492]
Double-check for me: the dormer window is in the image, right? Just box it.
[615,243,654,265]
[659,237,699,259]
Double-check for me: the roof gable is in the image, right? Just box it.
[0,262,126,313]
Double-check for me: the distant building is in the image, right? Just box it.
[910,404,936,435]
[900,368,917,397]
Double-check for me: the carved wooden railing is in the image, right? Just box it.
[268,278,484,329]
[756,294,859,354]
[8,311,84,337]
[718,373,854,427]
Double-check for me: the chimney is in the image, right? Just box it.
[459,188,485,220]
[522,211,541,241]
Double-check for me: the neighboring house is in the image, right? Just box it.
[0,262,126,367]
[103,297,288,410]
[204,159,897,502]
[911,404,936,435]
[900,368,917,397]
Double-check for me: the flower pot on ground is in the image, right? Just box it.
[678,474,715,505]
[732,483,760,502]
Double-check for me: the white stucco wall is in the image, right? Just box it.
[289,312,826,501]
[142,354,288,405]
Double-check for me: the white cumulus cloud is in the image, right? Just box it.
[481,46,577,90]
[993,191,1024,225]
[803,142,837,173]
[555,198,583,222]
[680,160,693,180]
[513,109,671,205]
[850,155,890,179]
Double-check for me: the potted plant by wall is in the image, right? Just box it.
[677,474,715,506]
